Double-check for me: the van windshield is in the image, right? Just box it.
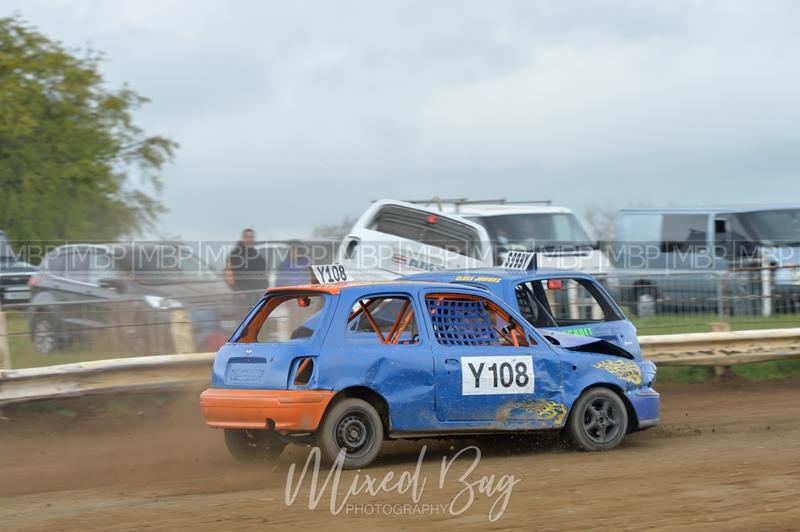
[471,213,595,250]
[739,210,800,244]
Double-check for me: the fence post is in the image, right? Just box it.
[0,303,10,370]
[170,309,196,354]
[710,321,731,377]
[761,255,773,317]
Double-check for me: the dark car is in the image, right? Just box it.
[27,243,244,354]
[0,230,38,306]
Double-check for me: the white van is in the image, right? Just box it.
[404,199,609,273]
[338,200,491,277]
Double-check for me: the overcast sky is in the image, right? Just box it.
[7,0,800,240]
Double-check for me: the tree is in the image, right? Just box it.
[583,204,617,243]
[311,216,357,240]
[0,15,177,245]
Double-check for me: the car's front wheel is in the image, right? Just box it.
[567,387,628,451]
[224,429,286,463]
[316,398,383,469]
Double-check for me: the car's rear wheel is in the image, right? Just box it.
[316,398,383,469]
[224,429,286,463]
[567,387,628,451]
[32,312,62,354]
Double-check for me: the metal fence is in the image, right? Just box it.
[0,290,265,370]
[1,265,799,370]
[601,264,800,334]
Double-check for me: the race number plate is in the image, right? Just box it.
[461,356,534,395]
[312,263,350,284]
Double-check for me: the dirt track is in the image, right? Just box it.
[1,380,799,531]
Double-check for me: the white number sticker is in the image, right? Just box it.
[461,356,534,395]
[312,263,349,284]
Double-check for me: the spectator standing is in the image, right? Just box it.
[225,229,267,302]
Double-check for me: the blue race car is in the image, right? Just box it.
[201,277,659,469]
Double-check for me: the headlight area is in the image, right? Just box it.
[640,360,657,387]
[144,295,184,310]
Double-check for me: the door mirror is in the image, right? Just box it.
[99,278,125,292]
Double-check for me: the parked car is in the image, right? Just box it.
[402,261,640,356]
[0,230,37,305]
[27,243,241,354]
[200,279,659,469]
[608,206,800,315]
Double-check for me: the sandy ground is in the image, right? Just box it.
[1,379,799,531]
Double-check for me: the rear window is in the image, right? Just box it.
[368,205,483,258]
[234,292,327,343]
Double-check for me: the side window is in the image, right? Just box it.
[87,252,120,285]
[425,293,531,347]
[44,252,67,276]
[661,214,709,252]
[63,249,91,283]
[519,278,618,326]
[346,296,419,345]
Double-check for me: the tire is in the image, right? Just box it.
[31,311,62,354]
[224,429,286,463]
[567,387,628,451]
[316,398,383,469]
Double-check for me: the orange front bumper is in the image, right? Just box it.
[200,388,336,431]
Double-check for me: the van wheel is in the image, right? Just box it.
[567,388,628,451]
[224,429,286,463]
[316,398,383,469]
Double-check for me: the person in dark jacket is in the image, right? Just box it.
[224,229,267,292]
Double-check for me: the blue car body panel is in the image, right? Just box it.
[210,280,659,437]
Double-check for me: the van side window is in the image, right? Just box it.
[661,215,708,252]
[516,278,619,327]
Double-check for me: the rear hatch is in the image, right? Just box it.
[210,290,332,389]
[211,342,319,389]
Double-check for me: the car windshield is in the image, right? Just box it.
[739,209,800,244]
[471,213,595,250]
[116,245,217,285]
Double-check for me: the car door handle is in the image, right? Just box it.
[445,358,459,367]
